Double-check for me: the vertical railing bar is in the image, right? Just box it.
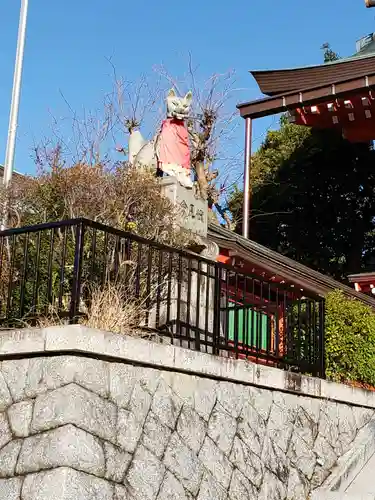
[256,280,263,358]
[176,254,183,346]
[186,257,192,348]
[155,250,163,329]
[297,296,302,364]
[288,294,294,364]
[135,242,142,300]
[204,263,210,353]
[58,227,68,312]
[131,241,142,327]
[213,265,221,356]
[234,271,239,359]
[69,221,85,323]
[166,251,172,328]
[19,232,29,318]
[266,282,271,359]
[46,228,55,313]
[283,289,289,366]
[102,231,109,285]
[319,299,326,378]
[125,233,132,262]
[195,260,201,352]
[306,299,310,370]
[6,234,16,320]
[243,276,250,359]
[32,231,42,317]
[145,245,153,328]
[275,287,280,359]
[113,235,120,279]
[224,267,230,349]
[312,298,318,371]
[5,235,15,319]
[89,227,97,284]
[0,235,4,271]
[0,235,4,318]
[250,278,256,352]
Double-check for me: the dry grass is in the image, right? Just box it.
[34,309,64,329]
[15,276,166,339]
[16,284,150,335]
[83,282,148,335]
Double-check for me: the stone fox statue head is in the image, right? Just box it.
[166,88,193,120]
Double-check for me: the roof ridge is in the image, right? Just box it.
[250,49,375,75]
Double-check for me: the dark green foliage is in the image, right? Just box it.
[321,42,340,62]
[1,228,77,324]
[229,44,375,282]
[279,298,324,376]
[229,120,375,281]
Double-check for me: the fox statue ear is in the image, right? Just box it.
[167,88,176,97]
[185,91,192,103]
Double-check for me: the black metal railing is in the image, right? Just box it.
[0,218,325,377]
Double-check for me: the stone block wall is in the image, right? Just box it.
[0,326,375,499]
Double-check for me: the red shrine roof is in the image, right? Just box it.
[238,35,375,142]
[348,272,375,295]
[238,73,375,119]
[208,224,375,308]
[251,52,375,97]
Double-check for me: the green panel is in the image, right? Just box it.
[227,304,269,350]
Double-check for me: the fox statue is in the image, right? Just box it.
[128,89,193,188]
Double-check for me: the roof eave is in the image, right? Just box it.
[348,273,375,283]
[249,52,375,96]
[237,73,375,119]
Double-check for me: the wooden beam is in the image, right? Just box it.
[237,74,375,119]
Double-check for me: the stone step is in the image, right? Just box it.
[312,493,375,500]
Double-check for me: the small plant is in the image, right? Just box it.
[83,282,148,334]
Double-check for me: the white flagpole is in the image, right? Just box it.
[3,0,29,188]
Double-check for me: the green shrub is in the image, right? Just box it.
[325,290,375,385]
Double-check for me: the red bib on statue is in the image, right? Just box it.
[158,118,190,171]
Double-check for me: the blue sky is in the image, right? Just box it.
[0,0,374,180]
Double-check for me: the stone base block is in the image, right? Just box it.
[23,467,113,500]
[160,176,207,237]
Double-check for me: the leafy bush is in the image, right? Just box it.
[325,290,375,386]
[1,162,189,246]
[0,161,196,326]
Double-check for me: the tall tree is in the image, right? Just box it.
[321,42,340,62]
[230,48,375,281]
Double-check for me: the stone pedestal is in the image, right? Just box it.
[160,176,208,238]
